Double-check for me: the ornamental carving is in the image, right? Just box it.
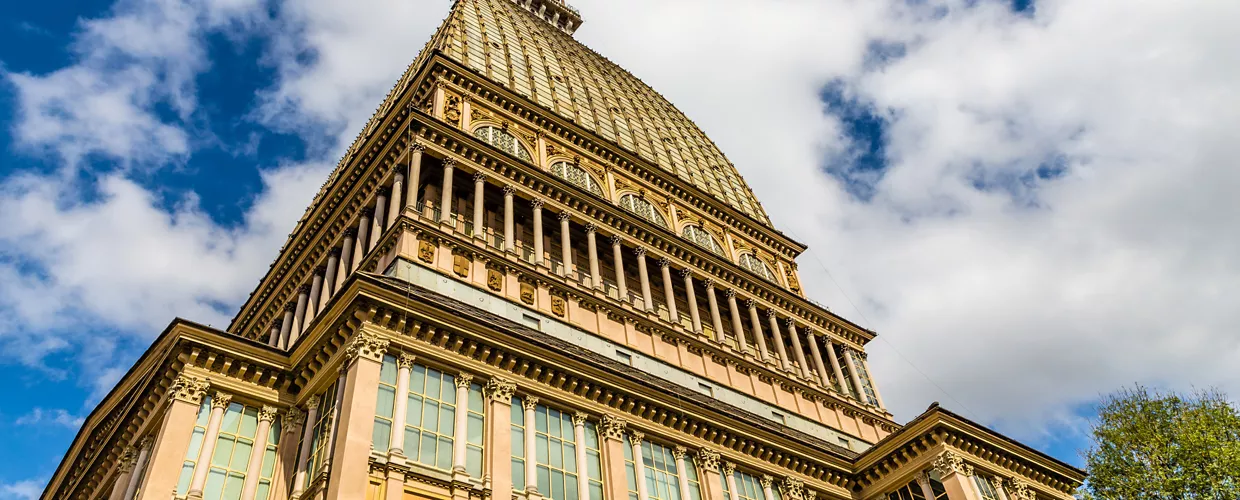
[671,446,687,460]
[210,392,233,410]
[487,268,503,291]
[445,94,462,122]
[696,449,720,473]
[600,415,627,440]
[721,462,736,476]
[282,407,305,429]
[783,265,802,293]
[550,295,566,317]
[169,374,210,405]
[932,450,974,477]
[572,412,588,427]
[117,449,136,472]
[780,477,805,500]
[522,396,540,411]
[520,282,536,305]
[627,431,644,446]
[485,377,517,402]
[344,328,390,363]
[759,475,774,489]
[1003,478,1034,500]
[453,253,471,278]
[455,373,474,389]
[418,239,436,263]
[306,395,322,411]
[258,405,279,423]
[397,353,417,369]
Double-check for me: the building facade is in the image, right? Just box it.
[42,1,1084,499]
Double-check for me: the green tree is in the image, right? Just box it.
[1082,386,1240,499]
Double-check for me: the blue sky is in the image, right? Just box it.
[2,0,1238,497]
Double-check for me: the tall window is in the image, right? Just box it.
[623,441,639,500]
[620,194,668,228]
[371,357,464,472]
[886,476,948,500]
[834,344,857,400]
[373,356,398,452]
[475,126,532,162]
[852,356,880,406]
[683,456,703,500]
[583,421,604,500]
[512,400,605,500]
[727,469,764,500]
[681,225,724,256]
[178,401,267,500]
[551,161,604,196]
[642,441,690,500]
[254,419,281,500]
[305,383,337,488]
[176,399,212,495]
[738,253,776,282]
[972,475,1001,500]
[512,397,528,492]
[465,382,485,477]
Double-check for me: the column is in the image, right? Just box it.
[122,436,153,500]
[267,326,279,348]
[843,348,869,404]
[532,199,545,265]
[305,270,324,326]
[370,191,388,250]
[135,375,209,500]
[706,280,725,342]
[187,392,232,499]
[406,144,424,216]
[746,300,770,362]
[932,452,981,500]
[452,374,474,476]
[440,159,457,224]
[352,211,371,273]
[599,416,629,500]
[636,248,653,312]
[239,406,278,500]
[325,329,390,499]
[108,449,134,500]
[586,224,601,289]
[682,270,702,333]
[630,432,650,500]
[504,186,516,252]
[860,355,887,409]
[767,312,791,372]
[914,472,938,500]
[726,291,748,354]
[785,319,812,380]
[572,413,590,500]
[291,396,321,499]
[387,172,404,229]
[806,331,831,390]
[278,304,294,350]
[483,378,517,500]
[659,259,678,323]
[523,397,539,495]
[825,340,849,397]
[559,212,573,277]
[697,449,725,500]
[388,354,415,456]
[722,463,740,500]
[319,252,339,311]
[472,173,486,238]
[760,475,775,500]
[335,230,356,291]
[290,285,310,343]
[276,409,304,500]
[672,447,692,500]
[611,236,628,299]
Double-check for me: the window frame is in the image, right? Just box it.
[618,193,669,228]
[474,125,533,162]
[551,160,605,197]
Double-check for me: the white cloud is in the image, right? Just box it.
[14,408,85,429]
[0,479,42,500]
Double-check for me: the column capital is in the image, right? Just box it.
[455,373,475,389]
[782,317,795,328]
[169,374,210,405]
[658,257,670,268]
[443,158,458,169]
[759,475,774,489]
[724,288,736,299]
[306,394,322,411]
[343,227,358,238]
[522,396,540,411]
[558,211,571,222]
[600,414,627,440]
[765,310,777,319]
[679,268,693,279]
[210,392,233,410]
[745,298,757,309]
[671,445,687,460]
[584,223,597,233]
[1003,477,1034,500]
[610,235,623,246]
[931,450,974,477]
[695,448,720,473]
[503,185,516,196]
[139,435,155,450]
[118,448,137,472]
[359,207,375,219]
[914,471,933,490]
[704,278,715,290]
[410,143,426,154]
[298,283,313,294]
[473,172,486,183]
[282,407,305,429]
[571,411,589,427]
[634,246,647,257]
[397,353,417,369]
[721,461,735,476]
[485,377,517,402]
[344,328,390,363]
[284,301,297,312]
[532,198,545,209]
[258,405,279,423]
[627,431,644,446]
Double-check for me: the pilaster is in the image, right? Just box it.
[324,327,390,499]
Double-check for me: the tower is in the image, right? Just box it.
[43,1,1084,499]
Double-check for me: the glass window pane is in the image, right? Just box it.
[230,440,253,469]
[212,438,235,467]
[512,428,525,457]
[373,421,391,452]
[239,409,259,438]
[377,386,395,418]
[440,405,456,437]
[223,473,245,500]
[537,435,550,463]
[221,405,242,434]
[420,434,437,465]
[406,395,423,427]
[204,469,226,500]
[411,365,426,393]
[423,402,439,433]
[426,369,442,399]
[514,460,526,491]
[468,414,484,443]
[437,437,453,470]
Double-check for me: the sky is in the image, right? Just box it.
[1,0,1238,496]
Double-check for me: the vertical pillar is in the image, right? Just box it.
[825,340,849,397]
[572,413,590,500]
[451,374,474,477]
[504,186,516,252]
[682,270,702,333]
[387,172,404,229]
[335,230,356,291]
[611,236,628,300]
[932,452,980,500]
[406,144,424,215]
[483,378,517,500]
[239,406,278,500]
[586,224,601,289]
[388,354,415,456]
[290,286,310,343]
[186,392,232,499]
[108,449,134,500]
[370,191,388,250]
[636,248,653,312]
[325,329,390,499]
[843,348,869,404]
[726,291,748,354]
[305,270,324,327]
[279,304,295,350]
[275,409,304,500]
[319,252,339,311]
[860,355,886,409]
[440,159,457,224]
[630,432,650,500]
[472,173,486,239]
[135,375,209,500]
[122,436,153,500]
[523,397,539,496]
[352,211,372,273]
[291,397,321,499]
[559,212,573,277]
[806,331,831,390]
[672,447,692,500]
[760,475,775,500]
[706,280,725,343]
[267,326,279,348]
[785,319,812,380]
[697,449,725,500]
[532,199,545,265]
[600,416,629,500]
[767,312,791,372]
[747,300,770,362]
[659,259,678,323]
[722,463,740,500]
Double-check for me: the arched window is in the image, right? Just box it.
[473,126,532,162]
[682,224,724,256]
[550,161,603,196]
[738,253,776,281]
[619,194,668,228]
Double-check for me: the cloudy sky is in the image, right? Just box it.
[1,0,1237,495]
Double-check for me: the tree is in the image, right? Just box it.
[1082,386,1240,499]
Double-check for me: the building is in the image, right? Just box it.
[41,1,1085,499]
